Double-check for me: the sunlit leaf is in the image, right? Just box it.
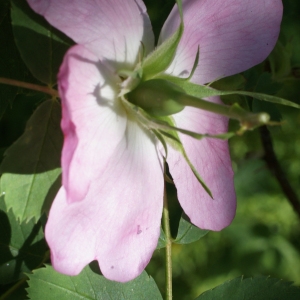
[195,276,300,300]
[0,100,62,223]
[27,265,163,300]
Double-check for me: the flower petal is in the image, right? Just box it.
[166,97,236,231]
[45,120,164,282]
[27,0,154,68]
[58,44,127,203]
[160,0,283,84]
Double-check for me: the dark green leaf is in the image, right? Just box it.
[252,73,282,121]
[0,100,63,222]
[195,276,300,300]
[27,265,163,300]
[268,40,292,78]
[254,73,282,95]
[210,74,246,91]
[11,0,73,85]
[157,228,167,249]
[0,0,9,23]
[0,0,35,119]
[0,280,28,300]
[0,195,47,285]
[175,214,208,244]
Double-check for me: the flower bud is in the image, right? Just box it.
[126,79,185,116]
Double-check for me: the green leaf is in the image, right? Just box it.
[0,99,63,222]
[142,0,183,79]
[195,276,300,300]
[11,0,73,85]
[174,214,208,244]
[27,265,163,300]
[0,195,47,285]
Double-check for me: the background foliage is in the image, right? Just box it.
[1,0,300,299]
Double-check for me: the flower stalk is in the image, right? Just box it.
[162,177,173,300]
[177,93,270,130]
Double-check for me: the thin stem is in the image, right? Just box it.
[260,126,300,219]
[0,77,59,97]
[162,181,172,300]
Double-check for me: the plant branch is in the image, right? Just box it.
[0,77,59,98]
[260,126,300,219]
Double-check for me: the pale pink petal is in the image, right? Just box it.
[58,44,127,203]
[160,0,283,84]
[167,97,236,231]
[27,0,154,68]
[45,120,164,282]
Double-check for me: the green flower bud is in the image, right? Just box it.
[126,79,185,116]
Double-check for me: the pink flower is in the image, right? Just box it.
[27,0,282,282]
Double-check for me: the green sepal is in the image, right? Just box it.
[152,130,169,158]
[157,117,213,199]
[185,46,200,81]
[158,74,300,109]
[142,0,183,80]
[149,116,235,141]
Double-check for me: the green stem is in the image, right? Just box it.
[162,181,172,300]
[0,77,59,97]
